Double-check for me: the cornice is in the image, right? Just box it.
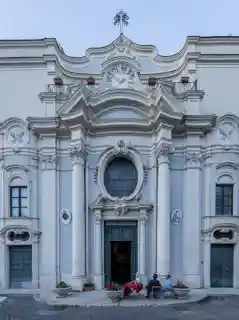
[2,36,239,75]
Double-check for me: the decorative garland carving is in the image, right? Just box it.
[94,166,99,184]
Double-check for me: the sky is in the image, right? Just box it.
[0,0,238,56]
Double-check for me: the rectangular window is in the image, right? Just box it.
[215,184,233,216]
[10,186,28,217]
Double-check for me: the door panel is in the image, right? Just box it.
[9,246,32,288]
[210,244,233,288]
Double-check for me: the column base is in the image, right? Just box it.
[94,274,104,290]
[184,274,201,288]
[71,276,86,291]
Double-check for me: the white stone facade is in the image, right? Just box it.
[0,35,239,291]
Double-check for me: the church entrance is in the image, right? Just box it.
[111,241,131,284]
[104,221,137,286]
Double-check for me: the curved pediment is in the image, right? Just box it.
[90,88,150,107]
[94,106,150,122]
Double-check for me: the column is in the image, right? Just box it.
[183,151,201,288]
[94,213,103,289]
[40,154,57,293]
[139,214,147,285]
[156,144,170,277]
[70,144,86,289]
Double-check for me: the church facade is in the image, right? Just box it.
[0,33,239,292]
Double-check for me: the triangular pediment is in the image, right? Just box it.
[58,84,89,116]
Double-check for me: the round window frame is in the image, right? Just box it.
[97,146,144,201]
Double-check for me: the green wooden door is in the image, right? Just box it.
[104,221,137,286]
[210,244,233,288]
[9,246,32,288]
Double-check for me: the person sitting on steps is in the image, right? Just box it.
[146,273,161,298]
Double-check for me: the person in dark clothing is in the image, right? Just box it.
[146,273,161,298]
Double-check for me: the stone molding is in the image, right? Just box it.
[90,193,153,217]
[0,225,41,245]
[96,140,145,202]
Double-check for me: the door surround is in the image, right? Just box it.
[202,222,239,288]
[104,221,137,286]
[0,225,41,289]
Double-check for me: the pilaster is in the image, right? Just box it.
[150,149,157,275]
[156,142,170,276]
[139,214,148,285]
[183,149,202,288]
[39,149,57,293]
[204,164,212,217]
[94,213,103,289]
[69,139,87,290]
[203,235,211,288]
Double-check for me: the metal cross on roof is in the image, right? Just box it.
[113,11,129,35]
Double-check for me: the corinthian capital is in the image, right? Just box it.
[69,140,86,163]
[185,151,202,167]
[40,154,57,170]
[155,143,170,159]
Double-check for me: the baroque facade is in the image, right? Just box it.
[0,34,239,291]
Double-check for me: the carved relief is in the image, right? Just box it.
[217,113,239,143]
[106,35,136,61]
[9,130,24,145]
[60,208,72,225]
[143,165,148,184]
[90,193,153,218]
[94,166,99,184]
[107,65,135,88]
[219,123,233,140]
[6,125,27,152]
[115,204,128,217]
[113,140,130,155]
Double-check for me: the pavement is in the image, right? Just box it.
[1,294,239,319]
